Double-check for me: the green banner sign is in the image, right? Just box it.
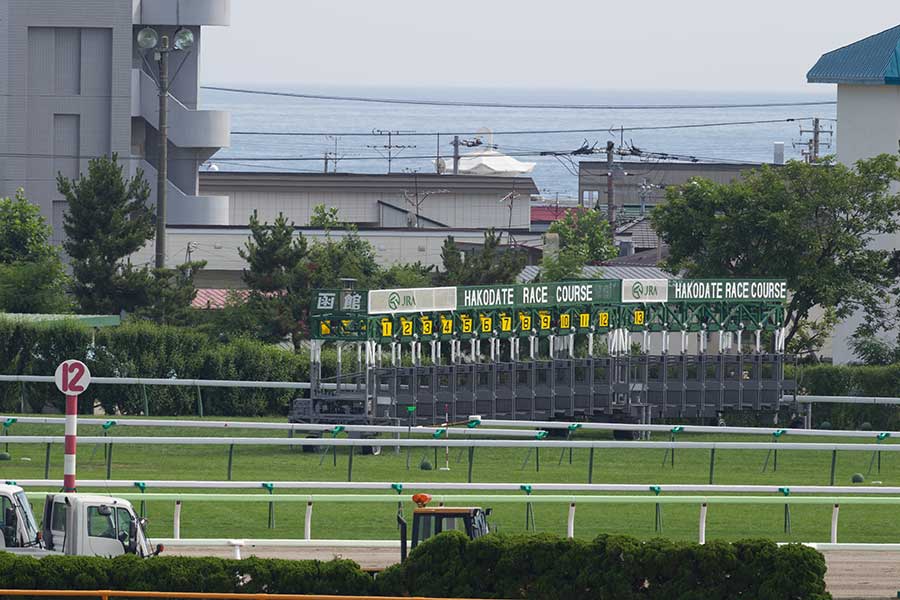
[459,280,620,310]
[312,278,788,317]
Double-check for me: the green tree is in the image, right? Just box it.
[309,204,341,229]
[437,230,525,285]
[379,262,434,288]
[0,189,70,313]
[539,208,617,280]
[133,261,206,325]
[238,212,309,347]
[652,156,900,348]
[58,154,200,318]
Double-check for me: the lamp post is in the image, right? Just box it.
[136,27,195,269]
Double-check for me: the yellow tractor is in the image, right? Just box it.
[397,494,491,561]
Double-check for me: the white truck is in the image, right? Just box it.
[0,484,160,557]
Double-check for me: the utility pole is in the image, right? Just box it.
[450,136,483,176]
[368,129,415,174]
[155,37,169,269]
[797,118,832,163]
[606,141,616,229]
[435,133,441,174]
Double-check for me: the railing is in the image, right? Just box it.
[22,491,896,547]
[5,435,896,483]
[478,418,899,440]
[0,416,544,438]
[12,479,900,495]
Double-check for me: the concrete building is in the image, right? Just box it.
[808,23,900,363]
[578,160,761,211]
[128,171,543,287]
[0,0,231,245]
[198,171,537,230]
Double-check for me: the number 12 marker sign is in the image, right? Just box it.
[54,360,91,492]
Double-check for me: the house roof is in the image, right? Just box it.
[604,246,670,267]
[530,205,583,223]
[807,24,900,84]
[518,264,670,282]
[193,289,250,310]
[200,171,539,195]
[615,217,659,250]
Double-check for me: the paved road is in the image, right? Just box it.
[167,546,900,599]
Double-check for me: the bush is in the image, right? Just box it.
[0,533,830,599]
[378,532,831,599]
[791,363,900,430]
[0,319,338,416]
[0,553,373,595]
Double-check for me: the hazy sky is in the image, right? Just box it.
[201,1,897,93]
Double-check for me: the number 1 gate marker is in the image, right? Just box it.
[54,359,91,492]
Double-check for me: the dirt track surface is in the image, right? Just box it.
[167,546,900,599]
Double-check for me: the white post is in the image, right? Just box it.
[231,540,244,559]
[304,501,313,540]
[173,500,182,539]
[588,333,594,357]
[567,503,576,538]
[699,503,708,544]
[831,504,839,543]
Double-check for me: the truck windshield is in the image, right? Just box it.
[13,492,38,545]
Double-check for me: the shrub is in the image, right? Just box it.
[0,534,831,599]
[0,319,332,416]
[378,533,832,599]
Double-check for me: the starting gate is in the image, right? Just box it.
[298,278,794,425]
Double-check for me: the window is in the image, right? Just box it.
[50,503,67,532]
[414,514,434,545]
[116,508,132,547]
[0,496,11,527]
[87,507,116,539]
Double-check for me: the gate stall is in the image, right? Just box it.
[302,278,793,425]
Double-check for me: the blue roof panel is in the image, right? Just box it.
[807,24,900,85]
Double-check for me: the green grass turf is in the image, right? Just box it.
[0,417,898,544]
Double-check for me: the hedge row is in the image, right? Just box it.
[792,363,900,429]
[0,319,340,416]
[0,553,373,595]
[378,532,831,600]
[0,533,831,600]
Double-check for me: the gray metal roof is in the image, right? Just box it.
[518,264,671,283]
[807,24,900,85]
[200,171,540,195]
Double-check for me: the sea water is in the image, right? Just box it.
[202,85,837,198]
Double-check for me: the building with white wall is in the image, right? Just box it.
[808,23,900,363]
[0,0,231,245]
[134,171,543,287]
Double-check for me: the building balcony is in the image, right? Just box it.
[132,0,230,26]
[132,69,230,149]
[130,160,229,226]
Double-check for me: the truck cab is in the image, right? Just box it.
[41,494,155,557]
[398,494,491,561]
[0,484,41,549]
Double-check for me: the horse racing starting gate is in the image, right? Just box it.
[298,278,795,426]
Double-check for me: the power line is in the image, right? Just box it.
[203,85,835,111]
[229,117,820,138]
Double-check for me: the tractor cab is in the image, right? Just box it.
[398,494,491,561]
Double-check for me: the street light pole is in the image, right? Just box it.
[138,26,194,270]
[155,36,170,269]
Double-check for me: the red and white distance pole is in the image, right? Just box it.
[54,360,91,492]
